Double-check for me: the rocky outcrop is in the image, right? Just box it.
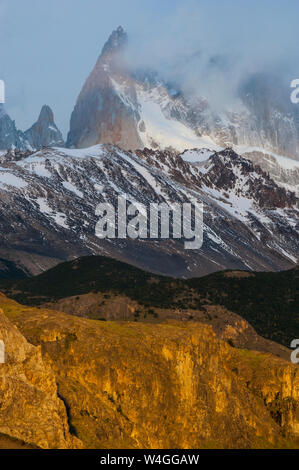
[1,297,297,449]
[229,348,299,439]
[0,307,80,449]
[201,149,297,208]
[0,104,30,151]
[241,149,299,196]
[25,105,65,149]
[39,294,291,360]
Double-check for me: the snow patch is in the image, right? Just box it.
[0,172,27,188]
[136,87,222,152]
[62,181,83,198]
[181,149,215,163]
[36,197,69,229]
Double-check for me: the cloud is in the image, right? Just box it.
[125,0,299,112]
[1,0,298,132]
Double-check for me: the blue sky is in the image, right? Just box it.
[0,0,298,137]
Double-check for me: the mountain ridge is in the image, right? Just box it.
[2,255,298,348]
[0,144,296,279]
[67,27,299,162]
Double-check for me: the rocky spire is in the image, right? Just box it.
[100,26,128,58]
[25,105,65,149]
[66,26,142,150]
[38,104,55,123]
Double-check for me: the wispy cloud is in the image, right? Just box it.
[126,0,298,111]
[0,0,298,132]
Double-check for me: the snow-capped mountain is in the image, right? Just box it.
[0,144,297,278]
[0,27,297,279]
[1,27,298,195]
[66,26,219,152]
[25,105,65,149]
[67,27,299,194]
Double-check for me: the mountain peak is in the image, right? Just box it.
[38,104,54,123]
[24,105,64,149]
[66,25,140,150]
[101,25,128,57]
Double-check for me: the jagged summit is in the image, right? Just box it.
[25,104,65,149]
[0,105,30,150]
[101,26,128,58]
[0,103,64,151]
[66,26,141,150]
[65,26,299,183]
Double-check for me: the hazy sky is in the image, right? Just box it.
[0,0,298,137]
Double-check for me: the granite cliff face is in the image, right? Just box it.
[1,294,298,449]
[25,105,65,149]
[66,26,142,150]
[0,306,80,448]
